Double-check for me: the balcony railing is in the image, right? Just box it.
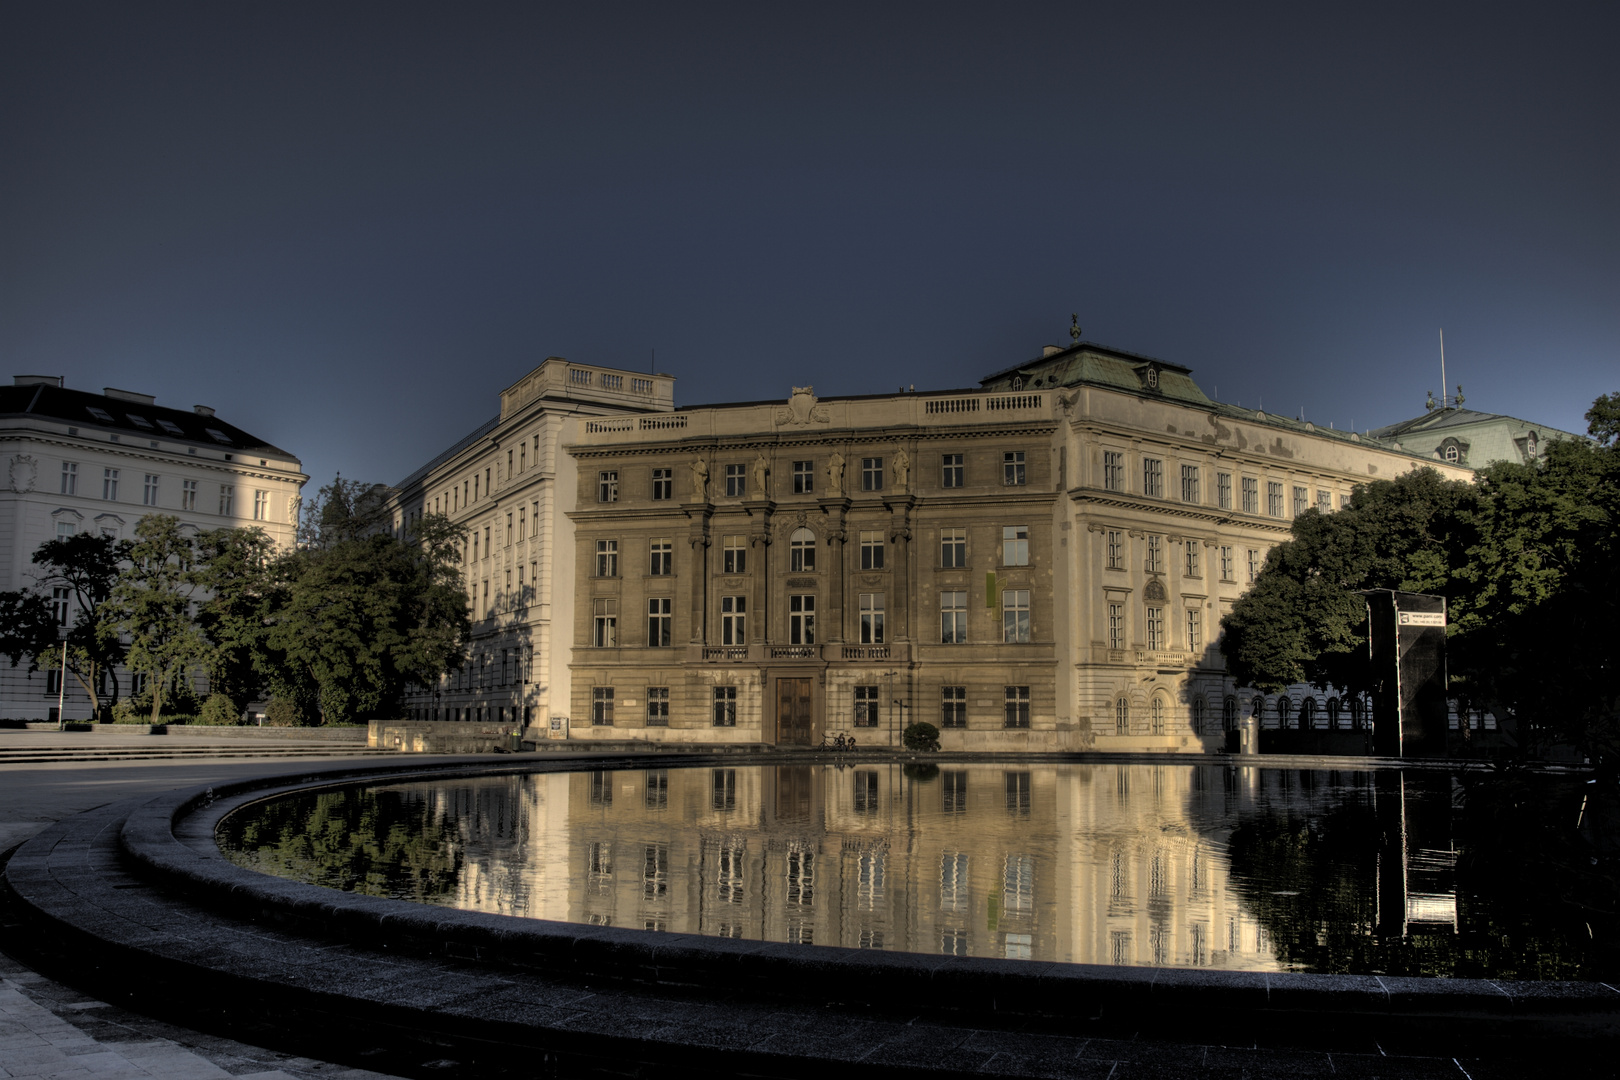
[702,646,749,661]
[768,646,817,660]
[842,645,890,661]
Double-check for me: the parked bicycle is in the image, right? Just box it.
[821,731,858,752]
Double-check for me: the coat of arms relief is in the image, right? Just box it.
[776,387,830,427]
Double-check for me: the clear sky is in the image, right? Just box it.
[3,3,1615,495]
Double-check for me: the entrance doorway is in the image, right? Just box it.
[776,678,813,746]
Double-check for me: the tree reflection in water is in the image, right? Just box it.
[218,764,1602,979]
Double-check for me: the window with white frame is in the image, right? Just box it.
[1106,529,1123,569]
[50,587,71,625]
[592,599,618,646]
[651,467,673,500]
[1145,535,1163,574]
[1145,605,1164,650]
[861,457,883,491]
[789,527,815,571]
[941,453,963,488]
[789,594,815,644]
[1002,525,1029,566]
[859,593,884,643]
[182,479,197,511]
[722,534,747,573]
[1107,601,1124,649]
[1103,451,1124,491]
[941,686,966,728]
[141,474,159,506]
[218,484,233,515]
[1241,477,1258,513]
[1181,464,1199,503]
[1004,686,1030,728]
[60,462,77,495]
[1151,696,1166,734]
[713,686,737,726]
[1219,545,1234,581]
[1115,697,1129,735]
[1142,457,1163,497]
[596,539,618,576]
[102,468,119,500]
[1003,451,1025,485]
[724,463,745,497]
[720,595,747,644]
[646,597,672,646]
[940,528,966,567]
[1186,610,1202,652]
[792,460,813,493]
[649,538,673,575]
[598,471,618,503]
[1267,481,1283,516]
[1247,548,1260,583]
[940,591,967,643]
[1002,590,1030,643]
[1217,471,1232,509]
[1293,485,1308,516]
[1317,489,1332,512]
[853,685,881,727]
[55,520,75,538]
[253,490,268,520]
[1185,541,1200,577]
[859,530,884,569]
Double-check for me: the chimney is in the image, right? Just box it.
[13,375,63,387]
[104,387,156,405]
[193,405,215,417]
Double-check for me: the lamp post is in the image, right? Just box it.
[882,670,898,748]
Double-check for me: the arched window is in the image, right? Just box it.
[1349,697,1365,730]
[1192,697,1206,735]
[1276,697,1293,728]
[1150,696,1166,735]
[1115,697,1130,736]
[1251,696,1266,730]
[1300,698,1316,729]
[789,527,816,572]
[1327,697,1341,729]
[1223,696,1238,730]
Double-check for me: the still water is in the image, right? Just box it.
[217,763,1592,979]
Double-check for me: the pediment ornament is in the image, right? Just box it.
[777,386,831,426]
[8,455,37,494]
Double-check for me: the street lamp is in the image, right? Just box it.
[882,670,898,747]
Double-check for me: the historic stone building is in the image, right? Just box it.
[387,357,676,732]
[0,376,306,720]
[1365,400,1586,469]
[562,341,1473,751]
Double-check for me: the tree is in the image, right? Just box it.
[1587,392,1620,449]
[261,480,468,725]
[29,533,131,720]
[0,590,58,673]
[192,527,278,715]
[107,516,211,723]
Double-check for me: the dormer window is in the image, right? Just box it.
[86,406,114,423]
[157,419,183,436]
[1444,445,1460,463]
[128,415,154,429]
[1011,376,1024,391]
[205,428,232,445]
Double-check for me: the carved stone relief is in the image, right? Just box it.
[777,386,831,427]
[8,455,37,494]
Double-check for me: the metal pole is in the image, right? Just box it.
[56,639,67,727]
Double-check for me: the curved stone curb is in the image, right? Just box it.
[114,756,1620,1040]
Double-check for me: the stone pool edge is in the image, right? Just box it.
[104,754,1620,1039]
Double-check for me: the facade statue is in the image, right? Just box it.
[690,457,709,498]
[892,447,911,491]
[753,453,769,497]
[826,452,845,496]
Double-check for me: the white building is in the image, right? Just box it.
[0,376,306,720]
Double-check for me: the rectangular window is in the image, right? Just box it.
[218,484,232,515]
[598,471,618,503]
[1317,489,1332,513]
[646,687,670,727]
[520,443,526,473]
[712,769,738,811]
[861,457,883,491]
[1145,535,1162,574]
[853,685,881,728]
[60,462,77,495]
[1217,472,1232,510]
[1002,590,1031,643]
[1002,525,1029,566]
[142,474,159,507]
[1146,606,1164,650]
[1106,529,1123,570]
[592,687,615,726]
[713,686,737,727]
[941,686,966,728]
[725,464,745,497]
[1003,451,1025,485]
[1181,465,1200,503]
[940,591,967,643]
[1142,457,1163,497]
[1004,686,1031,729]
[50,586,71,626]
[1241,477,1258,514]
[941,453,963,488]
[182,479,197,511]
[596,539,618,576]
[1107,601,1124,650]
[55,520,74,538]
[1293,485,1308,516]
[788,594,816,644]
[859,593,885,644]
[646,597,672,646]
[1185,542,1200,577]
[1340,494,1351,509]
[1247,549,1260,583]
[102,468,119,500]
[1267,481,1283,517]
[651,468,673,500]
[940,528,966,568]
[792,460,813,494]
[506,513,513,545]
[1186,610,1202,652]
[518,508,526,539]
[592,598,618,647]
[859,530,884,570]
[720,595,747,644]
[722,535,747,573]
[253,489,268,521]
[1103,451,1124,492]
[649,539,673,575]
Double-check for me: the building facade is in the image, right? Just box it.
[561,342,1474,751]
[0,376,306,719]
[1365,402,1586,469]
[387,358,676,732]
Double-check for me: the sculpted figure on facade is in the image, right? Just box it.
[826,452,845,495]
[690,457,709,499]
[892,448,911,492]
[753,453,769,497]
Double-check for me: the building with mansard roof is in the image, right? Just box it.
[0,376,306,720]
[1364,401,1586,470]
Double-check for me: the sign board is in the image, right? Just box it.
[548,716,569,740]
[1398,611,1446,627]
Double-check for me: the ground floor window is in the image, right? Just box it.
[1116,697,1129,735]
[1004,686,1030,728]
[1276,697,1293,728]
[1150,696,1165,734]
[941,686,966,728]
[713,686,737,726]
[854,685,881,727]
[646,686,669,726]
[1192,697,1206,735]
[592,687,614,725]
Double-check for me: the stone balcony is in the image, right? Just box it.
[689,643,912,665]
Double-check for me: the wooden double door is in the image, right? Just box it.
[776,678,815,746]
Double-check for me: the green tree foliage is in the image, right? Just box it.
[192,527,277,714]
[106,516,211,723]
[0,590,58,673]
[29,533,131,719]
[263,479,469,725]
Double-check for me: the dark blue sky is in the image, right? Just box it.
[4,3,1616,494]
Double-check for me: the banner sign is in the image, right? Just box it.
[1398,611,1446,627]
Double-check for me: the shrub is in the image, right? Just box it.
[111,699,144,724]
[264,697,315,727]
[195,693,243,726]
[902,721,941,752]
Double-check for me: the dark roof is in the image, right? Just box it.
[395,415,499,490]
[1364,407,1582,441]
[0,383,296,458]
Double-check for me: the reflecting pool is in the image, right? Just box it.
[217,763,1595,979]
